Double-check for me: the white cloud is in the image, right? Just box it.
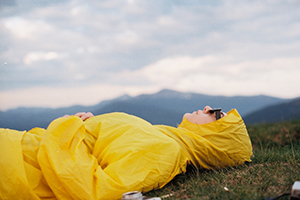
[116,55,300,97]
[23,51,59,65]
[217,1,265,21]
[116,29,140,45]
[4,17,53,39]
[157,15,178,27]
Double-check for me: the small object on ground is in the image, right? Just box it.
[143,197,161,200]
[291,181,300,200]
[122,191,143,200]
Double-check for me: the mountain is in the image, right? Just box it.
[243,97,300,124]
[0,89,290,130]
[105,89,286,117]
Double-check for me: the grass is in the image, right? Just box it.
[145,119,300,200]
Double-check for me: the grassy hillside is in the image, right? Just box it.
[145,119,300,200]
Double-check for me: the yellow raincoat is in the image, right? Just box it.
[0,109,252,200]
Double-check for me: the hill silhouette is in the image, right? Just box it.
[243,97,300,124]
[0,89,292,130]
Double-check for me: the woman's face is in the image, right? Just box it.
[183,106,225,124]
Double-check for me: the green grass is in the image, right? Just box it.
[145,119,300,200]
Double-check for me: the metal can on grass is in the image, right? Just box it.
[122,191,143,200]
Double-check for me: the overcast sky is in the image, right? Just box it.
[1,0,300,111]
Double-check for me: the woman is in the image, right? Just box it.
[0,106,252,200]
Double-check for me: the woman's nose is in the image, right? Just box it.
[203,106,212,114]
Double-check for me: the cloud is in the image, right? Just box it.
[114,55,300,96]
[23,51,59,65]
[0,0,16,8]
[1,0,300,110]
[1,55,300,110]
[4,17,52,39]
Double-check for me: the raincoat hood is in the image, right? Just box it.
[178,109,253,166]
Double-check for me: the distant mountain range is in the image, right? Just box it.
[0,89,298,131]
[243,97,300,124]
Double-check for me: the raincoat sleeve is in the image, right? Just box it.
[0,128,55,200]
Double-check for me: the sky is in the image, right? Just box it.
[1,0,300,111]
